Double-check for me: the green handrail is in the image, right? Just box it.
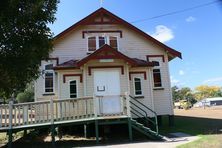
[129,101,156,125]
[129,95,159,134]
[129,95,157,115]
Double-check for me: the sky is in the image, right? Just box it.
[49,0,222,89]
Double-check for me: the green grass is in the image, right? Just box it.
[178,134,222,148]
[0,132,7,145]
[160,115,222,135]
[159,116,222,148]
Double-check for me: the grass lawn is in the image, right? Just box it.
[178,134,222,148]
[159,115,222,148]
[0,132,7,145]
[1,115,222,147]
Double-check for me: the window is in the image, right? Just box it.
[70,80,77,98]
[153,69,162,87]
[88,37,96,51]
[87,36,118,52]
[44,64,54,93]
[109,36,118,50]
[134,77,142,96]
[99,36,106,48]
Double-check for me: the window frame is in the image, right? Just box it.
[133,77,143,96]
[149,59,163,89]
[69,80,78,98]
[87,35,119,53]
[153,68,162,88]
[44,63,55,94]
[87,36,97,53]
[108,36,119,50]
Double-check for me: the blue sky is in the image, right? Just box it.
[49,0,222,89]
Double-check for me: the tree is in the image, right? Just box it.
[172,86,196,104]
[0,0,59,98]
[16,83,34,103]
[172,86,181,102]
[194,85,222,101]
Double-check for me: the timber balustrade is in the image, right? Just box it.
[0,95,128,130]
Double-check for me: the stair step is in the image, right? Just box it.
[131,119,163,140]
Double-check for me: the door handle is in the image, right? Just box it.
[97,86,105,91]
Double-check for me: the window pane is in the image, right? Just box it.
[135,90,142,95]
[70,81,76,85]
[70,85,76,94]
[134,78,142,95]
[153,69,162,87]
[153,61,160,67]
[109,37,118,49]
[88,37,96,51]
[45,73,53,77]
[70,81,77,98]
[45,72,53,92]
[99,36,105,48]
[45,64,53,70]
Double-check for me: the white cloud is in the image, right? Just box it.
[186,16,196,22]
[170,76,185,87]
[179,70,185,75]
[203,77,222,85]
[171,76,179,85]
[151,25,174,43]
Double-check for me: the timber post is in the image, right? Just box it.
[125,92,131,117]
[169,115,174,127]
[128,118,133,141]
[93,94,99,143]
[95,120,99,144]
[50,98,55,147]
[125,92,132,141]
[84,124,88,138]
[8,101,13,148]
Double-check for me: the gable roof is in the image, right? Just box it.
[76,44,154,67]
[53,7,182,59]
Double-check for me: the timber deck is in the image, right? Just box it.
[0,95,162,148]
[0,96,128,132]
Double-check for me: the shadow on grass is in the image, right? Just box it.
[160,115,222,136]
[2,138,152,148]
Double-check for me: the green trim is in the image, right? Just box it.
[95,120,99,144]
[98,120,127,125]
[7,129,12,148]
[51,125,56,148]
[128,118,133,141]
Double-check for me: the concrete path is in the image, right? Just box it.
[85,132,199,148]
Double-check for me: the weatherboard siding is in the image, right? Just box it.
[84,59,129,96]
[35,23,174,115]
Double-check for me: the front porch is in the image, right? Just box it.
[0,95,129,131]
[0,94,161,147]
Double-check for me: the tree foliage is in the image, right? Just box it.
[194,85,222,101]
[16,84,34,103]
[0,0,59,98]
[172,85,222,104]
[172,86,195,102]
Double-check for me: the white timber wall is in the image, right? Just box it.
[35,23,174,115]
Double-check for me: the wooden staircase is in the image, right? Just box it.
[131,119,163,140]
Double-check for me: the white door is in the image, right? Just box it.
[94,70,121,114]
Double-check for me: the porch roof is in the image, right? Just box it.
[54,45,155,70]
[53,60,79,70]
[76,44,154,67]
